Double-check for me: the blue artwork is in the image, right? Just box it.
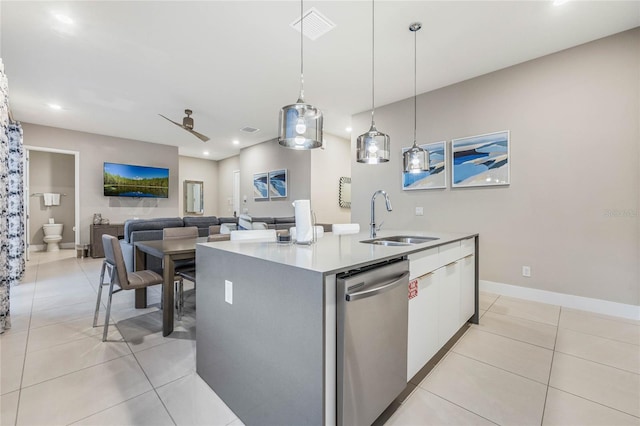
[451,131,510,187]
[253,173,269,200]
[402,141,447,190]
[269,169,287,198]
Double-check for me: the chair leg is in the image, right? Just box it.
[175,278,184,320]
[93,260,107,328]
[102,271,116,342]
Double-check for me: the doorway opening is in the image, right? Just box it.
[23,146,80,260]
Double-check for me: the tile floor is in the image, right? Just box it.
[1,250,638,426]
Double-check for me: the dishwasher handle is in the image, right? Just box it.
[345,271,409,302]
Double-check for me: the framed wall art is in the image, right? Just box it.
[253,172,269,200]
[402,141,447,190]
[268,169,288,199]
[451,130,510,188]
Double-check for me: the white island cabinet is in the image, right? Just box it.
[407,237,477,379]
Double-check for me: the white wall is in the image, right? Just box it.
[310,133,351,224]
[351,28,639,306]
[28,151,75,247]
[217,155,240,217]
[239,139,311,217]
[22,123,180,244]
[178,156,219,216]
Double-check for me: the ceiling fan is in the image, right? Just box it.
[159,109,210,142]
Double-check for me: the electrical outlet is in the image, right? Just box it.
[225,280,233,304]
[522,266,531,277]
[415,207,424,216]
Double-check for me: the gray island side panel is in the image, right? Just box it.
[196,244,326,425]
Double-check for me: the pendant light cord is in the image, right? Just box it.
[299,0,305,102]
[371,0,375,125]
[413,26,417,146]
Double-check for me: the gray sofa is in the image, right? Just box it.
[119,214,312,272]
[120,216,236,272]
[238,214,296,231]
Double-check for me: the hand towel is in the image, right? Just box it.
[43,193,54,206]
[51,193,61,206]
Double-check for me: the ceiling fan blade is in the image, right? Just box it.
[187,128,210,142]
[159,114,187,130]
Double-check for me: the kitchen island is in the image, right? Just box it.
[195,230,478,426]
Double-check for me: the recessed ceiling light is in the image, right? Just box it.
[553,0,569,6]
[54,13,73,24]
[203,151,210,156]
[346,127,352,132]
[48,103,62,110]
[232,140,240,145]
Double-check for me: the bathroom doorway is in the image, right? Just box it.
[23,146,80,258]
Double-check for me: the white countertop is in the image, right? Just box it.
[198,230,477,275]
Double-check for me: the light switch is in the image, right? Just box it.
[415,207,424,216]
[225,280,233,304]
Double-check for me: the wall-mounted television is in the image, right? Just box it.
[103,162,169,198]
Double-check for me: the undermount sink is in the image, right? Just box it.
[360,235,440,246]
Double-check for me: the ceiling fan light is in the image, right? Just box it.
[279,101,323,149]
[357,123,390,163]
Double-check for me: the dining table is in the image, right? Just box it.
[134,237,207,336]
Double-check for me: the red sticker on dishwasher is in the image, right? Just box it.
[408,279,418,299]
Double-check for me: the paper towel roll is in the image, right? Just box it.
[293,200,313,244]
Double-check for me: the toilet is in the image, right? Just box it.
[42,223,64,252]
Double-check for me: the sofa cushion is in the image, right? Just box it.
[183,216,219,229]
[249,216,275,224]
[274,216,295,224]
[123,217,184,243]
[218,217,239,224]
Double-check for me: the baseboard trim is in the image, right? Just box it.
[29,243,75,251]
[480,280,640,321]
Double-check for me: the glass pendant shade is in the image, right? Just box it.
[278,0,323,150]
[403,22,430,174]
[357,123,390,163]
[403,143,430,173]
[279,99,323,149]
[356,0,390,164]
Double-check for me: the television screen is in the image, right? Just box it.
[103,162,169,198]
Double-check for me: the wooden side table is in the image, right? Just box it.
[90,223,125,258]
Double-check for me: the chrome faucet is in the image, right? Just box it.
[370,190,392,238]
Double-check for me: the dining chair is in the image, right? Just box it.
[163,226,198,319]
[230,229,277,242]
[332,223,360,235]
[93,235,163,342]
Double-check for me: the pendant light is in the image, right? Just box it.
[278,0,323,150]
[356,0,390,164]
[403,22,430,174]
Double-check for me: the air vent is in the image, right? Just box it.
[240,126,260,134]
[290,7,336,41]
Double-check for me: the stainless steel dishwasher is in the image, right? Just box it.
[337,259,409,426]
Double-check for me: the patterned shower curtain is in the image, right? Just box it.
[1,58,25,333]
